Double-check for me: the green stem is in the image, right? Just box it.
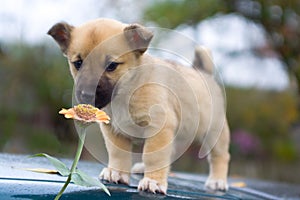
[54,174,71,200]
[54,128,87,200]
[70,129,86,172]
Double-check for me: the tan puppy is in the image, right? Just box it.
[48,18,230,194]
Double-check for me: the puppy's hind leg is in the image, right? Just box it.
[99,124,132,185]
[204,122,230,191]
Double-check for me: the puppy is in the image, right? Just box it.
[48,18,230,194]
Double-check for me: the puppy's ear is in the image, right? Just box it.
[124,24,153,54]
[47,22,74,55]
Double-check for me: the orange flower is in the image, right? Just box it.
[59,104,110,124]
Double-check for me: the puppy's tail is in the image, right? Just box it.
[192,46,214,75]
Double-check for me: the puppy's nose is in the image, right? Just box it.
[78,90,95,105]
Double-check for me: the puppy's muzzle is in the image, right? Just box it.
[76,90,95,105]
[76,84,112,109]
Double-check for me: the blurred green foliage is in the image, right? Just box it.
[144,0,226,28]
[144,0,300,106]
[226,87,299,162]
[0,43,76,156]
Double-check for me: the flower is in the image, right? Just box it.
[59,104,110,124]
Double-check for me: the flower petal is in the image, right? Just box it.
[96,111,110,120]
[65,113,74,119]
[96,110,106,115]
[96,119,110,124]
[59,108,69,114]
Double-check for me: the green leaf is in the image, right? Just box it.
[29,153,70,176]
[71,170,111,196]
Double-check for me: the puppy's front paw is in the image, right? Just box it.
[205,178,228,191]
[99,167,129,185]
[138,177,167,194]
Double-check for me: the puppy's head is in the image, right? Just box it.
[48,18,153,108]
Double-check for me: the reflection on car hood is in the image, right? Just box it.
[0,153,296,200]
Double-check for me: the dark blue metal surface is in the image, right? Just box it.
[0,153,298,200]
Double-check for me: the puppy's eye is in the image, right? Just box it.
[73,59,83,70]
[106,62,119,72]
